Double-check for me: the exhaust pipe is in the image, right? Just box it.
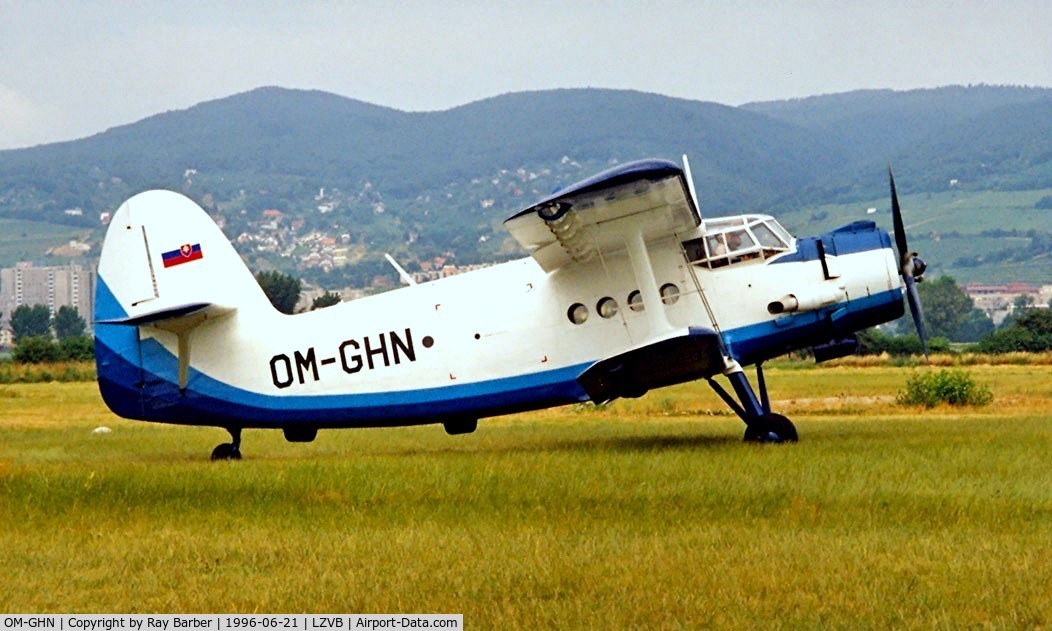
[768,285,846,314]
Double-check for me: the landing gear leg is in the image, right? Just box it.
[706,362,797,443]
[211,427,243,461]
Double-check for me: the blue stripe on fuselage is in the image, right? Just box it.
[93,275,594,427]
[94,273,904,429]
[100,337,595,428]
[722,288,903,365]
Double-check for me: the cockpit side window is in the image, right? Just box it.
[765,220,793,245]
[681,215,793,270]
[752,223,785,249]
[707,234,727,256]
[682,237,706,263]
[726,230,754,253]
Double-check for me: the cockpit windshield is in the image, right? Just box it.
[681,215,794,269]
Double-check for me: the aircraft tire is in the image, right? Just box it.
[210,443,242,461]
[743,413,798,443]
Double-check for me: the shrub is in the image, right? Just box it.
[59,335,95,361]
[12,337,63,363]
[11,335,94,363]
[896,369,993,408]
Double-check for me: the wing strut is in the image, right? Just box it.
[619,216,675,337]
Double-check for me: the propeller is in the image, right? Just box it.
[889,166,930,359]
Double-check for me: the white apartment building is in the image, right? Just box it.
[0,263,96,334]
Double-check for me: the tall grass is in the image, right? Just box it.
[1,368,1050,627]
[0,360,96,384]
[785,350,1052,368]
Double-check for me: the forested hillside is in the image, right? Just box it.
[1,85,1050,287]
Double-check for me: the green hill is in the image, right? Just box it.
[0,85,1050,286]
[0,87,837,219]
[744,85,1052,201]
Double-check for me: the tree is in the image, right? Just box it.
[53,305,87,340]
[10,304,52,341]
[977,309,1052,353]
[311,291,342,310]
[957,308,996,342]
[916,276,990,342]
[255,270,301,314]
[1012,293,1035,314]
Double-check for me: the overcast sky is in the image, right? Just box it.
[2,1,1050,150]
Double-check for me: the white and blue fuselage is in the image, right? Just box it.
[94,160,905,442]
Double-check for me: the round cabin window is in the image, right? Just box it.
[660,283,680,305]
[567,303,589,324]
[627,290,644,312]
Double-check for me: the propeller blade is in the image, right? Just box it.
[889,166,929,359]
[903,274,930,359]
[889,166,909,267]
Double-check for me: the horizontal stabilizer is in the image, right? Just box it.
[96,302,235,328]
[97,301,235,391]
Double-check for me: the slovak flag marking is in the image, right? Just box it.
[161,243,204,268]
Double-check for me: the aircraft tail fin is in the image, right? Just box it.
[94,190,273,419]
[95,190,271,323]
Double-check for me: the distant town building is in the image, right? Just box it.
[411,262,494,284]
[964,282,1052,325]
[0,263,96,333]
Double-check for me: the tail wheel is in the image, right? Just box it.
[210,443,242,460]
[211,427,243,460]
[743,413,798,443]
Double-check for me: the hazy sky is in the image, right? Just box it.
[2,1,1050,150]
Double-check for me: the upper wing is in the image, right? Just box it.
[503,159,701,272]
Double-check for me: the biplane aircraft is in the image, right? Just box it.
[94,157,927,459]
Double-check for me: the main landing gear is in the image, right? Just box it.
[211,427,242,461]
[706,362,798,443]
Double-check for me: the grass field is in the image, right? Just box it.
[1,365,1050,627]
